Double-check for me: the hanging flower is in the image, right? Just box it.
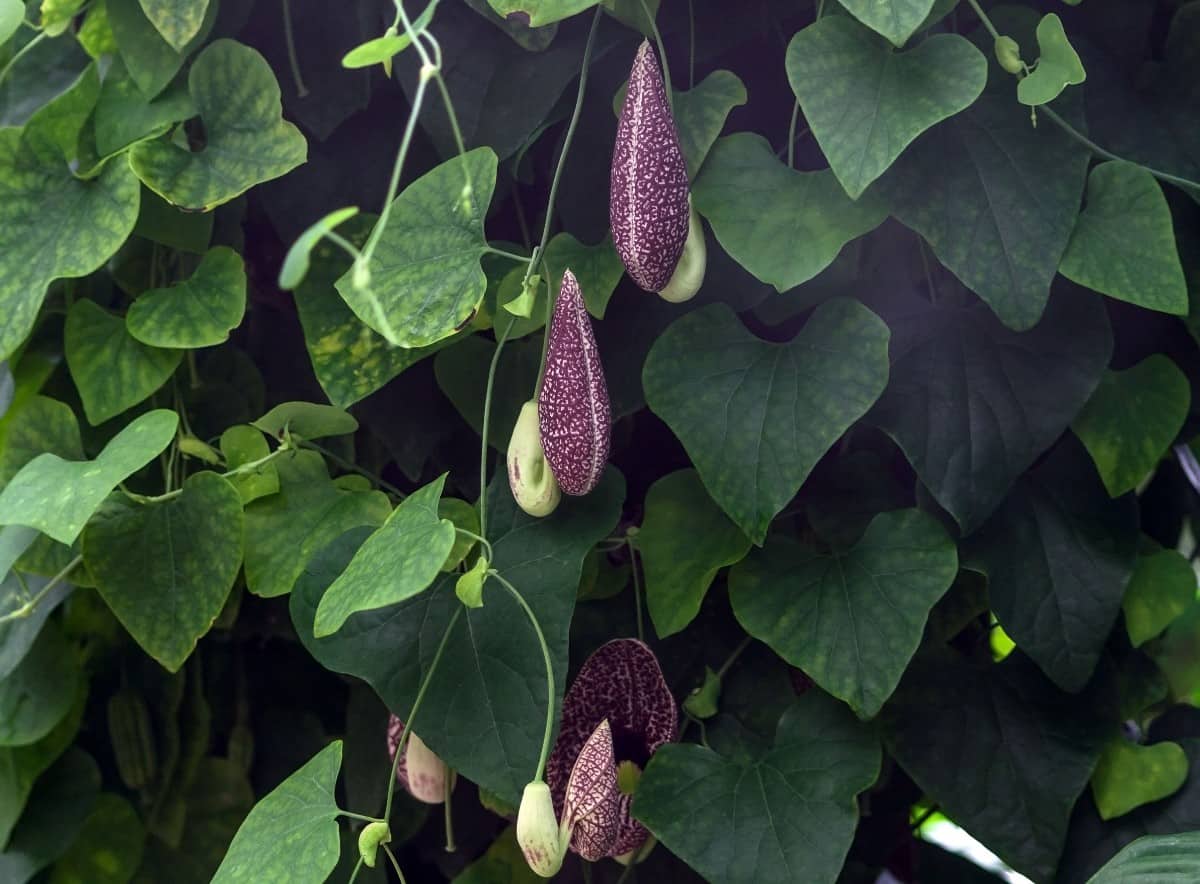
[610,40,691,294]
[538,269,610,496]
[386,714,453,804]
[517,780,565,877]
[546,639,678,860]
[507,400,561,517]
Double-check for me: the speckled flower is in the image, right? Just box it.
[386,714,452,805]
[546,639,678,859]
[561,719,620,860]
[538,269,610,496]
[610,40,690,293]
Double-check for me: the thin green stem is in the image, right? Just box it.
[384,607,464,822]
[0,31,46,89]
[627,538,645,643]
[687,0,695,89]
[338,811,381,824]
[396,1,433,67]
[786,100,800,169]
[534,273,552,396]
[479,318,514,543]
[0,556,82,625]
[454,527,494,564]
[347,857,364,884]
[963,0,1000,41]
[301,440,406,498]
[280,0,309,97]
[487,571,555,782]
[638,0,672,107]
[432,72,467,156]
[134,447,290,504]
[443,772,456,852]
[323,231,362,263]
[382,844,408,884]
[716,635,753,679]
[815,0,826,20]
[486,246,534,264]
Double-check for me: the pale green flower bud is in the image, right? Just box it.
[507,401,561,517]
[658,199,706,303]
[516,780,565,877]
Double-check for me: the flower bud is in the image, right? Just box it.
[357,821,391,868]
[657,198,706,303]
[507,401,561,517]
[387,715,453,804]
[538,270,610,496]
[994,35,1023,74]
[611,40,690,293]
[516,780,565,877]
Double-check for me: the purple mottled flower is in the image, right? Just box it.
[561,719,620,860]
[610,40,690,293]
[547,639,678,859]
[387,714,452,804]
[538,269,610,496]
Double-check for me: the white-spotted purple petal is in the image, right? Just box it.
[538,269,610,496]
[562,719,620,861]
[610,40,690,293]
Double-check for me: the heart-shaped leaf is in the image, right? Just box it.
[92,56,194,159]
[1018,13,1087,107]
[0,396,82,487]
[787,17,987,199]
[334,148,498,348]
[0,409,178,545]
[49,792,145,883]
[218,425,279,505]
[313,475,455,637]
[485,0,595,27]
[1060,162,1188,314]
[965,437,1139,692]
[290,469,624,804]
[541,232,624,319]
[1073,356,1190,498]
[643,300,890,543]
[0,622,79,746]
[137,0,210,51]
[731,509,958,718]
[634,693,881,884]
[693,133,887,290]
[0,691,83,847]
[130,39,307,210]
[640,469,751,638]
[82,471,243,672]
[836,0,936,47]
[106,0,218,99]
[212,741,344,884]
[1091,739,1189,821]
[868,287,1112,534]
[251,402,357,441]
[65,300,182,425]
[125,247,246,348]
[674,70,747,179]
[1123,548,1196,648]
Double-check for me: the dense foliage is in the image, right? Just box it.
[2,0,1200,882]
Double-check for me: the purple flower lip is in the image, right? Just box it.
[610,40,691,293]
[562,719,620,860]
[538,269,610,497]
[547,639,678,858]
[387,714,452,804]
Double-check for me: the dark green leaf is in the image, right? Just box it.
[836,0,935,46]
[48,793,144,884]
[218,425,278,505]
[93,55,194,158]
[251,402,357,441]
[484,0,595,28]
[541,232,624,319]
[1088,831,1200,883]
[106,0,216,99]
[674,70,747,179]
[0,622,79,747]
[125,247,246,348]
[136,0,210,51]
[0,689,83,847]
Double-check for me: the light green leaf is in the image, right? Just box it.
[218,425,278,505]
[48,792,144,884]
[633,693,881,884]
[0,409,177,545]
[640,469,750,638]
[693,133,887,290]
[106,0,217,98]
[341,2,435,71]
[731,509,957,718]
[455,557,490,609]
[251,402,357,441]
[1123,548,1196,648]
[1060,162,1188,314]
[137,0,209,51]
[540,232,624,319]
[130,40,307,210]
[126,247,246,348]
[82,471,243,672]
[485,0,595,26]
[1089,831,1200,884]
[243,451,390,598]
[65,299,182,425]
[1017,13,1086,107]
[674,70,747,178]
[313,475,455,637]
[1090,738,1189,821]
[787,18,987,199]
[1072,355,1190,497]
[77,3,117,57]
[93,55,194,159]
[212,741,343,884]
[643,300,890,543]
[837,0,936,46]
[279,207,359,291]
[0,622,79,746]
[39,0,85,36]
[334,148,498,348]
[0,396,82,487]
[0,0,23,45]
[439,498,480,572]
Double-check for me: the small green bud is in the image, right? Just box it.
[178,435,221,465]
[357,821,391,868]
[507,401,561,518]
[455,557,489,609]
[516,780,565,877]
[994,35,1024,74]
[682,666,721,720]
[504,274,540,318]
[352,258,371,291]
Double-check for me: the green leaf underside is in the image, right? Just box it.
[313,475,455,636]
[243,450,391,599]
[334,148,499,348]
[731,509,958,718]
[643,300,890,544]
[633,693,881,884]
[1060,162,1188,314]
[693,133,887,291]
[1072,355,1190,497]
[211,741,343,884]
[82,471,243,672]
[787,17,987,199]
[129,39,307,210]
[1122,548,1196,648]
[640,469,751,638]
[126,247,246,348]
[290,469,624,805]
[836,0,936,46]
[0,409,178,545]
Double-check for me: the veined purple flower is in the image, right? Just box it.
[610,40,690,294]
[546,639,678,859]
[538,269,610,497]
[386,714,453,804]
[561,719,620,860]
